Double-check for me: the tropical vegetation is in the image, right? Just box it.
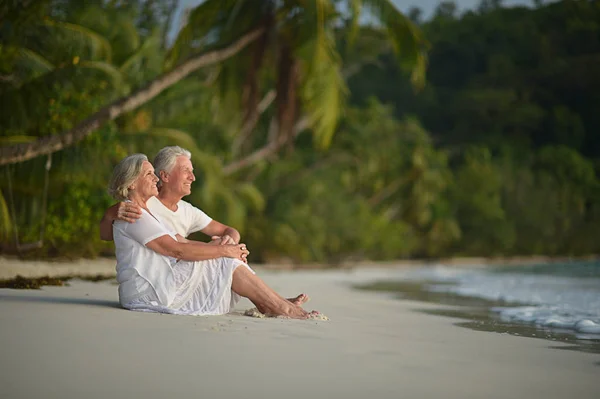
[1,0,599,263]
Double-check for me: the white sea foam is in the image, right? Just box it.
[399,263,600,339]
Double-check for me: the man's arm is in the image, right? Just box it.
[99,202,142,241]
[200,220,241,245]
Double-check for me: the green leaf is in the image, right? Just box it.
[119,33,160,75]
[165,0,242,69]
[79,61,126,93]
[235,183,265,212]
[347,0,363,46]
[300,34,347,150]
[0,191,13,240]
[44,19,112,62]
[359,0,428,87]
[17,48,54,73]
[0,135,38,144]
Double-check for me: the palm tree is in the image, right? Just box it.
[1,2,269,251]
[0,1,264,166]
[167,0,427,157]
[0,1,426,167]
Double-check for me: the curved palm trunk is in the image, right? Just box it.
[276,43,299,154]
[234,21,272,157]
[0,28,263,166]
[241,15,272,123]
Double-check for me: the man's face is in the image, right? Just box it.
[164,155,195,197]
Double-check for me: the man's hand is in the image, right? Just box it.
[213,236,248,262]
[100,202,142,241]
[222,243,250,263]
[116,202,142,223]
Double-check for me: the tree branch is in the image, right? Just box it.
[0,28,264,166]
[223,116,310,176]
[231,89,276,156]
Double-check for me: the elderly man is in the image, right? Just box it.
[100,146,240,246]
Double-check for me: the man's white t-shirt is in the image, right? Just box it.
[147,196,212,238]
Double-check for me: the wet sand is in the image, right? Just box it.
[0,260,598,399]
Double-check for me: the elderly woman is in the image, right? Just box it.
[108,153,317,318]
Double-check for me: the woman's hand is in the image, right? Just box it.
[208,237,222,245]
[211,234,236,245]
[224,243,250,263]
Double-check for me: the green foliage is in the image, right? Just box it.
[0,191,12,241]
[249,165,414,263]
[41,182,113,257]
[451,147,515,255]
[2,0,600,263]
[166,0,426,152]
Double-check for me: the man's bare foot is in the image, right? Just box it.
[244,305,324,320]
[284,305,310,319]
[287,293,310,306]
[266,302,311,319]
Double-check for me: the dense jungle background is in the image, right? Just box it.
[1,0,599,263]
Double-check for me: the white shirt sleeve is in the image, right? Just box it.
[122,209,174,245]
[181,201,212,234]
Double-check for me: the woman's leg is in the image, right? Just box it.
[231,265,311,319]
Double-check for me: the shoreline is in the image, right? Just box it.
[1,254,598,280]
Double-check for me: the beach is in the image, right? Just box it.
[0,258,598,399]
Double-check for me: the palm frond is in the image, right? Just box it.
[75,4,112,39]
[79,60,126,94]
[17,48,54,75]
[299,33,347,150]
[357,0,428,87]
[145,79,213,124]
[347,0,363,46]
[119,33,160,74]
[43,19,112,62]
[0,63,116,135]
[234,182,265,212]
[214,186,247,230]
[165,0,241,69]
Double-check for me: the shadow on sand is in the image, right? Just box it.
[0,294,121,309]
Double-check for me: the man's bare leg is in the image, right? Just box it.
[231,266,313,319]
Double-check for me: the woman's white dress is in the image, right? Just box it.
[113,207,252,315]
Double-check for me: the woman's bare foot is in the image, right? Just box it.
[287,293,310,306]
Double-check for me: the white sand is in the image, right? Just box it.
[0,260,598,399]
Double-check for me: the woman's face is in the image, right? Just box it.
[131,160,159,200]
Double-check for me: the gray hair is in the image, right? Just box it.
[153,146,191,187]
[108,154,148,201]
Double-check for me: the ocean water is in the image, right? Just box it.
[397,260,600,339]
